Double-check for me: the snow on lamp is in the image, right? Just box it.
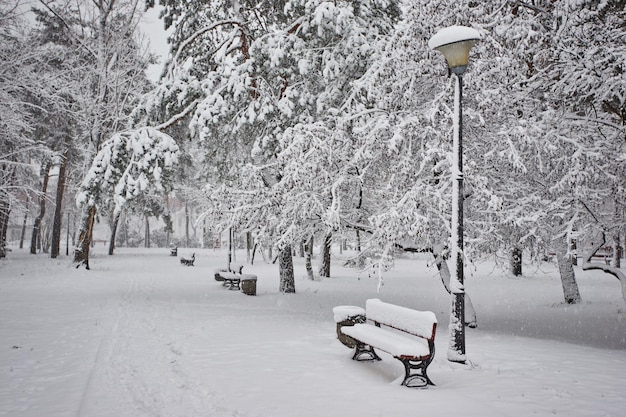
[428,26,480,75]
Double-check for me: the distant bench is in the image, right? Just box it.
[214,264,257,295]
[333,299,437,388]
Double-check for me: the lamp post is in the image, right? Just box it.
[428,26,480,364]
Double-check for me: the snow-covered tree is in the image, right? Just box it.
[31,0,157,267]
[76,127,179,265]
[146,0,401,291]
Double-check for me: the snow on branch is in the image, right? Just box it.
[76,127,179,215]
[581,232,626,303]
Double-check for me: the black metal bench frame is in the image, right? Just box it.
[350,321,436,388]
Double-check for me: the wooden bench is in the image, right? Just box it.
[214,264,257,295]
[220,272,242,290]
[334,299,437,388]
[180,253,195,266]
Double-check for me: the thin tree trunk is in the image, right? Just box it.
[74,205,97,269]
[144,215,150,248]
[31,160,51,254]
[305,235,314,280]
[108,211,121,255]
[66,212,70,256]
[318,232,332,277]
[279,244,296,293]
[251,242,258,265]
[247,231,252,263]
[51,150,69,258]
[0,200,9,258]
[123,212,129,247]
[510,246,522,276]
[19,212,27,249]
[185,200,190,248]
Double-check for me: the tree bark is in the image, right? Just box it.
[279,244,296,293]
[510,246,522,276]
[30,160,51,254]
[74,204,97,269]
[0,200,9,258]
[51,150,69,258]
[555,239,582,304]
[19,196,28,249]
[611,229,622,269]
[246,231,252,263]
[108,211,121,255]
[304,235,314,280]
[144,215,150,248]
[185,200,190,248]
[318,232,332,277]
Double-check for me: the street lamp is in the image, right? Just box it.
[428,26,480,364]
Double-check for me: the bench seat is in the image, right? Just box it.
[342,324,430,359]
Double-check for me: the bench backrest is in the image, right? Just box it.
[365,298,437,340]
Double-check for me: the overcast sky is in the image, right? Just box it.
[140,5,170,82]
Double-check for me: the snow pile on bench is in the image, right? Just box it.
[342,324,430,358]
[365,299,437,339]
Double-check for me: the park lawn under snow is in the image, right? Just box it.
[1,246,625,417]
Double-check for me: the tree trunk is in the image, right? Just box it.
[74,204,97,269]
[251,242,258,265]
[304,235,314,280]
[144,215,150,248]
[0,200,9,258]
[66,212,70,256]
[247,231,252,263]
[510,246,522,276]
[279,244,296,293]
[318,232,332,277]
[432,246,477,328]
[51,150,69,258]
[108,211,121,255]
[30,160,51,254]
[555,240,582,304]
[570,237,578,266]
[19,212,27,249]
[611,231,621,269]
[185,200,190,248]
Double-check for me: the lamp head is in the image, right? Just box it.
[428,26,480,75]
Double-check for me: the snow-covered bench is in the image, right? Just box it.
[214,263,244,283]
[214,264,257,295]
[333,299,437,388]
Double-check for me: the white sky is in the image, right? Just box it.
[139,4,171,82]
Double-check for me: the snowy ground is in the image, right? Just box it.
[1,246,625,417]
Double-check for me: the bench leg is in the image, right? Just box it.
[398,358,435,388]
[352,342,381,362]
[224,279,241,290]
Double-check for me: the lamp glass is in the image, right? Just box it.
[434,39,477,73]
